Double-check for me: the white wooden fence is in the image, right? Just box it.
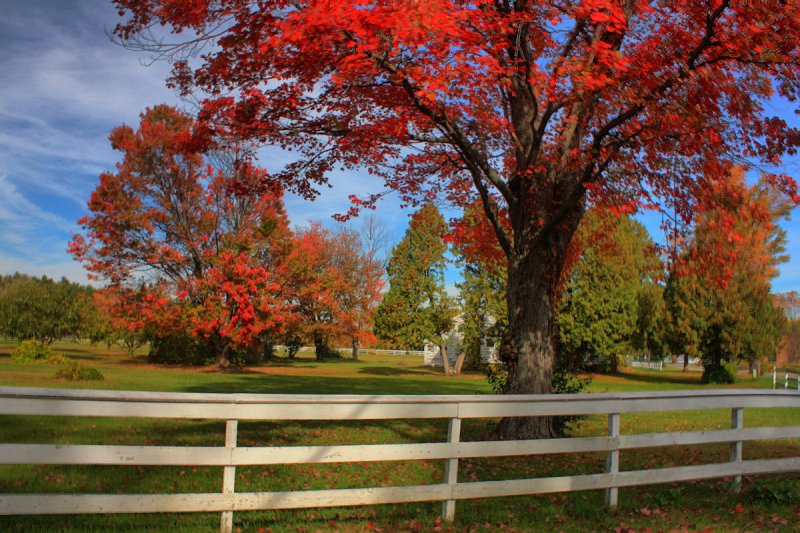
[1,387,800,533]
[277,346,426,357]
[773,367,800,390]
[629,360,663,371]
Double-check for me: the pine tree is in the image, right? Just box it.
[374,204,454,364]
[557,210,660,373]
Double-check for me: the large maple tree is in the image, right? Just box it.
[114,0,800,437]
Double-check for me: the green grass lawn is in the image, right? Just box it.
[0,340,798,532]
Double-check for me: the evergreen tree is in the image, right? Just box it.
[632,281,668,361]
[557,210,660,373]
[374,204,454,360]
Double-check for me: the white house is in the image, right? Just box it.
[422,315,501,367]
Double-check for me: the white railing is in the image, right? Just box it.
[277,346,426,357]
[630,360,663,371]
[773,367,800,390]
[1,387,800,532]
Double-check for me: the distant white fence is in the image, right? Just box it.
[629,360,663,371]
[1,387,800,533]
[773,367,800,390]
[277,345,426,357]
[348,347,426,357]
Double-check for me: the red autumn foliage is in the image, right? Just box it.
[113,1,800,436]
[69,105,295,366]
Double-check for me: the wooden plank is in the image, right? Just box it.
[730,408,744,493]
[618,426,800,449]
[453,458,800,500]
[3,386,799,410]
[233,484,451,510]
[0,484,451,515]
[0,444,229,465]
[0,493,230,515]
[6,392,797,421]
[3,426,798,467]
[442,418,461,521]
[220,419,238,533]
[0,397,459,421]
[605,413,620,509]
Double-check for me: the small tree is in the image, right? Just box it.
[285,223,382,360]
[329,226,384,359]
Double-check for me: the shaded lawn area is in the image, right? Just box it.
[0,340,798,532]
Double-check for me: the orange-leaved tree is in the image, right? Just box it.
[286,223,383,359]
[69,105,295,367]
[665,167,790,381]
[114,1,800,437]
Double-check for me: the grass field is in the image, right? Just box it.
[0,340,798,532]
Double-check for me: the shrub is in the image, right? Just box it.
[11,340,52,365]
[701,359,738,384]
[53,364,104,381]
[147,334,215,365]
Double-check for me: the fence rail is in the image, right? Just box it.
[276,346,427,357]
[773,366,800,390]
[629,360,663,371]
[1,387,799,532]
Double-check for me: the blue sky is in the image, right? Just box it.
[1,0,800,294]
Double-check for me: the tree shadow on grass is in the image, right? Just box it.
[180,373,489,396]
[357,366,434,376]
[610,370,703,387]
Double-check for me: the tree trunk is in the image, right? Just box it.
[454,351,467,375]
[351,337,359,359]
[440,343,452,376]
[314,331,327,361]
[496,201,583,440]
[683,353,689,372]
[216,343,231,369]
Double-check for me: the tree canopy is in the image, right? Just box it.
[0,274,93,344]
[113,0,800,437]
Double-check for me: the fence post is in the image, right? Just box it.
[442,417,462,522]
[773,367,777,389]
[220,419,238,533]
[730,408,743,493]
[605,413,620,510]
